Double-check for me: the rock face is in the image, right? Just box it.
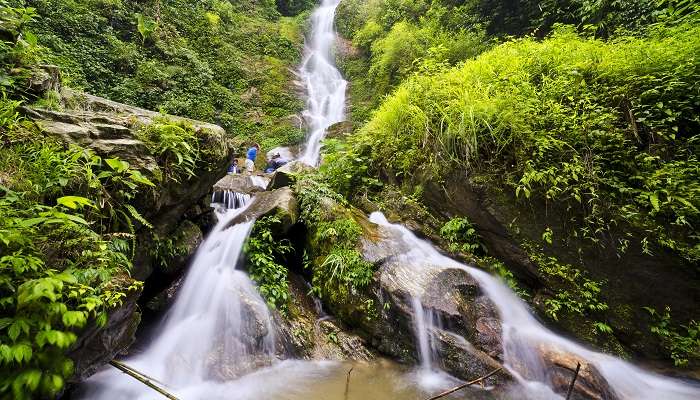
[266,160,314,191]
[67,285,142,383]
[422,175,699,363]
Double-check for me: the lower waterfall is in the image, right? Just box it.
[77,205,275,399]
[369,212,700,400]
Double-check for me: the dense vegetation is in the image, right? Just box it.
[320,1,700,366]
[336,0,700,123]
[27,0,310,150]
[0,0,315,397]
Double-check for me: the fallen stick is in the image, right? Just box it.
[344,366,354,400]
[565,362,581,400]
[109,360,180,400]
[423,367,502,400]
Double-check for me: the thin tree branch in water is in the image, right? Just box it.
[110,360,180,400]
[565,362,582,400]
[344,366,354,400]
[423,367,503,400]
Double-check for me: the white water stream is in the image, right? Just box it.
[299,0,347,166]
[78,205,277,399]
[369,212,700,400]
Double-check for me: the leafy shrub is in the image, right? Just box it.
[345,24,700,263]
[440,217,485,255]
[645,306,700,366]
[136,119,200,182]
[293,175,376,301]
[246,215,293,313]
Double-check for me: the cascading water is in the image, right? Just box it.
[369,211,700,399]
[211,190,250,210]
[77,205,277,399]
[299,0,347,166]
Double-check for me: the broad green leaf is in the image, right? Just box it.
[57,196,95,210]
[650,193,660,211]
[105,158,129,172]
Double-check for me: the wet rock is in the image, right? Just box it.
[67,281,142,383]
[325,121,353,139]
[266,160,314,190]
[539,345,619,400]
[277,273,376,361]
[226,187,298,229]
[213,174,267,195]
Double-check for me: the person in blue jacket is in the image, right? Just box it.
[245,143,260,172]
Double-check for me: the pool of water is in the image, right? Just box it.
[74,358,518,400]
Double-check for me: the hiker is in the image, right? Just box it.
[264,153,288,173]
[227,158,239,174]
[245,143,260,172]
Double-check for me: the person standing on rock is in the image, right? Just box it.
[245,143,260,172]
[227,157,239,174]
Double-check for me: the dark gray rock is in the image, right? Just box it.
[67,285,142,383]
[266,160,313,191]
[226,187,298,229]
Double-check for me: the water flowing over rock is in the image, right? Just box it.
[299,0,348,165]
[76,206,278,399]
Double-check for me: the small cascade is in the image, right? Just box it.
[211,190,250,210]
[299,0,348,166]
[410,297,438,372]
[77,204,278,399]
[370,211,700,399]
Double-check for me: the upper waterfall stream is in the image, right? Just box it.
[299,0,347,166]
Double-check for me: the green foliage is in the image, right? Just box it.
[644,306,700,366]
[294,175,376,303]
[137,118,200,182]
[246,215,293,313]
[28,0,307,149]
[342,24,700,264]
[0,0,41,97]
[134,13,157,44]
[440,217,485,255]
[335,0,490,123]
[527,245,609,330]
[0,131,154,397]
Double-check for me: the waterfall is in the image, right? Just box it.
[211,190,251,210]
[369,212,700,400]
[77,205,277,399]
[299,0,348,166]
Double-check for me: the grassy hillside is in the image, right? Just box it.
[319,20,700,366]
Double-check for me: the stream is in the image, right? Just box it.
[75,1,700,399]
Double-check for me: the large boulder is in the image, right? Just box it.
[266,160,314,191]
[276,272,377,361]
[351,221,508,385]
[226,187,298,229]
